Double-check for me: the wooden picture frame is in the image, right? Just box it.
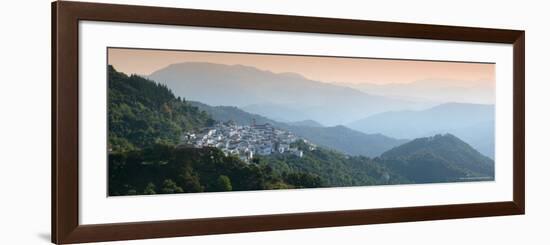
[52,1,525,244]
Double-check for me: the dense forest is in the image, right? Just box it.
[108,66,494,196]
[109,144,318,195]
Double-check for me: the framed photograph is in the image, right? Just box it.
[52,1,525,244]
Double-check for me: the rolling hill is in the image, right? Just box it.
[260,140,409,187]
[286,125,407,157]
[379,134,494,183]
[286,120,324,127]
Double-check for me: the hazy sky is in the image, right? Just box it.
[108,48,494,86]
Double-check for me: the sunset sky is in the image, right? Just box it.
[108,48,495,86]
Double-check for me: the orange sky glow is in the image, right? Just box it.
[108,48,495,86]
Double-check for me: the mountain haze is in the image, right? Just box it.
[340,79,494,104]
[190,100,405,157]
[286,120,324,127]
[287,125,407,157]
[348,103,494,158]
[148,62,431,125]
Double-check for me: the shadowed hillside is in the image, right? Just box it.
[379,134,494,183]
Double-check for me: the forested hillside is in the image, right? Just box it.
[260,140,409,187]
[109,145,319,196]
[380,134,494,183]
[108,65,214,152]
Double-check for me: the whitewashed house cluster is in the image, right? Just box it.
[181,122,307,162]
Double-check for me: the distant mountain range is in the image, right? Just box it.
[190,101,406,157]
[149,62,432,126]
[287,125,408,157]
[347,103,495,158]
[149,62,494,158]
[286,120,324,127]
[339,79,494,104]
[380,134,494,183]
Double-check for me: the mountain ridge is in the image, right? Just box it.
[339,78,494,104]
[190,100,406,157]
[149,62,432,125]
[348,102,495,158]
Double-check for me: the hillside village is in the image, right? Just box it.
[180,121,316,162]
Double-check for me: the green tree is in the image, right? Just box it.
[214,175,233,191]
[283,172,323,188]
[161,179,183,194]
[180,168,204,192]
[143,182,156,195]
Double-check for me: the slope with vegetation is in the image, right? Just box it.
[379,134,494,183]
[259,140,409,187]
[108,65,214,152]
